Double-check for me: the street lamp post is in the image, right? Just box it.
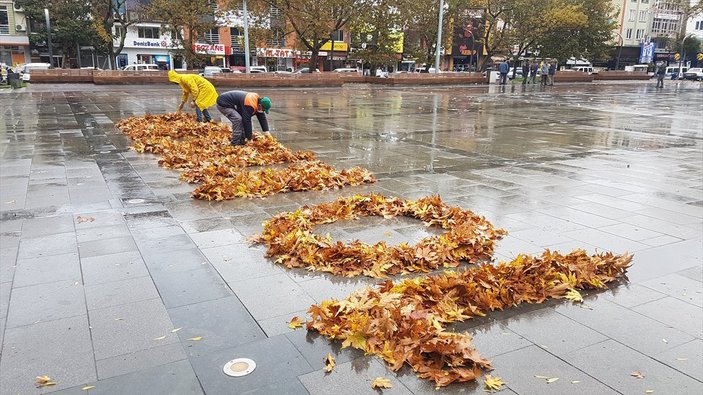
[614,32,623,70]
[44,8,54,67]
[434,0,445,74]
[243,0,251,73]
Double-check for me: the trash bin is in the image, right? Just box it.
[7,72,21,88]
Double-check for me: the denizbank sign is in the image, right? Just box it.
[125,39,171,48]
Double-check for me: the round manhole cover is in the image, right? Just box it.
[223,358,256,377]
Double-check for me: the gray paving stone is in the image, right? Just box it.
[187,228,246,249]
[640,273,703,307]
[53,360,203,395]
[632,296,703,338]
[141,247,210,274]
[75,223,132,243]
[677,266,703,283]
[20,214,75,238]
[0,315,95,394]
[565,339,703,395]
[556,297,695,356]
[150,265,232,308]
[85,276,160,310]
[285,329,366,371]
[489,345,617,395]
[5,280,85,328]
[13,252,81,288]
[80,250,150,285]
[202,244,286,283]
[299,358,413,395]
[0,247,18,283]
[296,275,376,304]
[626,240,703,283]
[89,298,179,360]
[602,283,667,308]
[0,281,10,320]
[562,228,649,253]
[167,296,266,357]
[78,235,138,258]
[17,231,78,260]
[655,339,703,381]
[257,309,309,337]
[189,335,314,394]
[229,273,317,320]
[96,342,188,380]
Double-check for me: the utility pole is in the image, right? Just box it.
[434,0,444,74]
[243,0,250,73]
[44,8,54,67]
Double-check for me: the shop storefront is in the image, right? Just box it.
[255,47,299,71]
[117,38,178,70]
[0,36,30,66]
[193,43,226,67]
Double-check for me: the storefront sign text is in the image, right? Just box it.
[194,44,225,55]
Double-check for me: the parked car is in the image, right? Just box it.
[294,67,320,74]
[20,63,53,81]
[665,66,687,80]
[683,68,703,81]
[507,67,524,79]
[121,64,160,71]
[201,66,222,77]
[249,66,268,73]
[333,68,359,73]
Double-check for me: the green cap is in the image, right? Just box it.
[260,97,272,114]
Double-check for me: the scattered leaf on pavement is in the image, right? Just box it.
[565,289,583,303]
[546,378,559,384]
[81,385,96,391]
[631,371,644,379]
[187,336,202,341]
[371,377,393,389]
[645,390,654,394]
[171,327,182,333]
[571,381,581,384]
[35,375,56,387]
[324,353,336,373]
[288,316,304,329]
[483,375,505,391]
[76,216,96,223]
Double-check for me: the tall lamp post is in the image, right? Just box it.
[614,32,623,70]
[243,0,250,73]
[44,8,54,67]
[434,0,445,74]
[678,33,694,78]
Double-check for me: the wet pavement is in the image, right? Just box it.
[0,81,702,394]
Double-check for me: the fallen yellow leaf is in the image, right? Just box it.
[35,375,57,388]
[546,378,559,384]
[171,327,182,333]
[565,289,583,303]
[187,336,202,341]
[571,381,581,384]
[645,390,654,394]
[371,377,393,389]
[324,353,336,373]
[483,374,505,391]
[631,371,645,379]
[154,335,166,340]
[288,316,304,329]
[81,385,96,391]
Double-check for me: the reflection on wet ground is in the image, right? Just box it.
[0,82,701,394]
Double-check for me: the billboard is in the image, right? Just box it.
[639,42,656,64]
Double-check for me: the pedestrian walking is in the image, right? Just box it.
[655,62,666,88]
[216,90,271,146]
[548,61,557,86]
[499,60,509,85]
[168,70,218,122]
[530,61,538,84]
[540,62,549,86]
[522,61,530,85]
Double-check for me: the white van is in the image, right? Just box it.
[20,63,52,81]
[249,66,267,73]
[665,66,688,79]
[122,64,160,71]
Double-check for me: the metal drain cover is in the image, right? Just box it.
[223,358,256,377]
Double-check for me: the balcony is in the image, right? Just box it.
[0,24,9,35]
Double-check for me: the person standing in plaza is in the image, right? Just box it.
[168,70,218,122]
[499,60,509,85]
[216,90,271,146]
[530,60,539,84]
[540,61,549,86]
[548,61,557,86]
[522,61,530,85]
[655,62,666,88]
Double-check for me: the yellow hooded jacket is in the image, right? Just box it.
[168,70,218,110]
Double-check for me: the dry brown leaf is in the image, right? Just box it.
[35,375,56,387]
[187,336,202,341]
[81,385,96,391]
[483,375,505,391]
[324,353,336,373]
[76,216,95,223]
[631,371,645,379]
[371,377,393,389]
[288,316,304,329]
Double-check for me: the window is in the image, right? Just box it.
[138,27,160,39]
[230,27,243,49]
[626,28,633,39]
[696,20,703,30]
[202,28,219,43]
[331,29,344,41]
[266,28,285,47]
[639,11,648,22]
[629,10,636,21]
[0,6,9,35]
[641,0,648,3]
[636,29,644,39]
[114,26,124,38]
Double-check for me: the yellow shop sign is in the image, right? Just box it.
[320,42,348,51]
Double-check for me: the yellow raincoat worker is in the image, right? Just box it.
[167,70,218,122]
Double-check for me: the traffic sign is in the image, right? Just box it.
[697,53,703,61]
[674,53,681,61]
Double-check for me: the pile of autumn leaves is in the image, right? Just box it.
[118,115,633,389]
[116,113,375,199]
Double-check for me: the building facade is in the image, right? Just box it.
[114,22,184,70]
[0,1,31,66]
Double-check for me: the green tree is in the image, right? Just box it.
[348,0,404,70]
[148,0,221,68]
[17,0,99,67]
[255,0,374,70]
[92,0,146,70]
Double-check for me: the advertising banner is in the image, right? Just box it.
[639,42,656,64]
